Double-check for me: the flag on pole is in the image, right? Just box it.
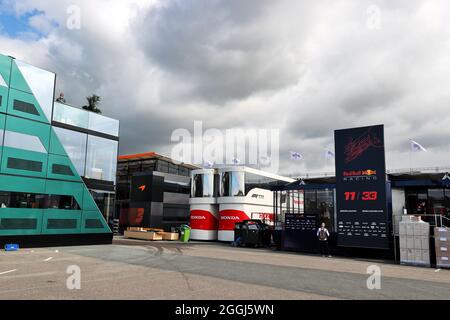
[290,151,303,160]
[259,155,271,165]
[325,149,335,158]
[232,157,240,165]
[410,139,427,152]
[203,160,214,168]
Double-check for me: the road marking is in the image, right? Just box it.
[44,257,53,262]
[435,269,441,272]
[0,269,17,276]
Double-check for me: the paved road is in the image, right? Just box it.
[0,238,449,299]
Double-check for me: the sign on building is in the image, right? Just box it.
[334,125,389,249]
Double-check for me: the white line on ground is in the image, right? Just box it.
[0,269,17,276]
[43,257,53,262]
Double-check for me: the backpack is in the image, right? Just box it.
[319,228,328,241]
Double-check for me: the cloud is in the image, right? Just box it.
[1,0,450,175]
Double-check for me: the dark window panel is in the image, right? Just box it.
[0,218,37,230]
[52,164,75,176]
[47,219,77,229]
[7,157,43,172]
[13,99,40,115]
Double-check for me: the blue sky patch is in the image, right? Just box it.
[0,9,57,39]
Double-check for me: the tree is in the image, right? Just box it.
[82,94,102,114]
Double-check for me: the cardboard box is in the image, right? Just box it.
[421,237,429,250]
[406,236,414,249]
[159,232,180,241]
[413,249,422,262]
[406,224,414,236]
[434,239,449,254]
[435,227,449,236]
[399,223,407,235]
[400,248,408,261]
[406,248,414,261]
[124,230,163,241]
[402,215,421,222]
[422,250,430,264]
[399,236,406,248]
[413,223,421,235]
[436,255,450,268]
[413,236,421,249]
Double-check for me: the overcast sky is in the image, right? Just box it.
[1,0,450,175]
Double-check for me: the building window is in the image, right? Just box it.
[317,189,335,230]
[14,59,55,121]
[52,164,75,176]
[0,218,37,230]
[91,191,115,221]
[13,99,39,115]
[85,219,104,229]
[3,130,47,153]
[305,190,317,213]
[168,163,178,174]
[156,160,169,173]
[1,192,45,208]
[85,135,118,182]
[141,159,156,172]
[53,127,87,176]
[7,157,43,172]
[221,172,230,196]
[179,167,189,177]
[47,219,77,229]
[47,195,80,210]
[0,191,80,210]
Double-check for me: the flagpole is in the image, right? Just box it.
[409,148,412,173]
[408,139,412,172]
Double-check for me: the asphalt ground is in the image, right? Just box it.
[0,237,449,299]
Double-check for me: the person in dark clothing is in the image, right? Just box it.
[317,222,331,257]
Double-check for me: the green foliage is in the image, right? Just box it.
[82,94,102,114]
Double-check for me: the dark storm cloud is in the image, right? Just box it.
[3,0,450,173]
[134,0,309,104]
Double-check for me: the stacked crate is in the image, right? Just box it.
[399,216,430,267]
[434,227,450,269]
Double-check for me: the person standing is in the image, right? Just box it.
[317,222,331,257]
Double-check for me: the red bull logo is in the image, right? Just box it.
[343,169,378,182]
[362,169,377,176]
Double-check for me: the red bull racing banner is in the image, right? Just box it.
[334,125,389,249]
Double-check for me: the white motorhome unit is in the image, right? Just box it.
[189,166,294,241]
[189,168,220,240]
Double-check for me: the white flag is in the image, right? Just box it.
[203,160,214,168]
[410,139,427,152]
[290,151,303,160]
[325,150,335,158]
[259,155,271,165]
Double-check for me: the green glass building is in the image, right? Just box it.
[0,53,118,247]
